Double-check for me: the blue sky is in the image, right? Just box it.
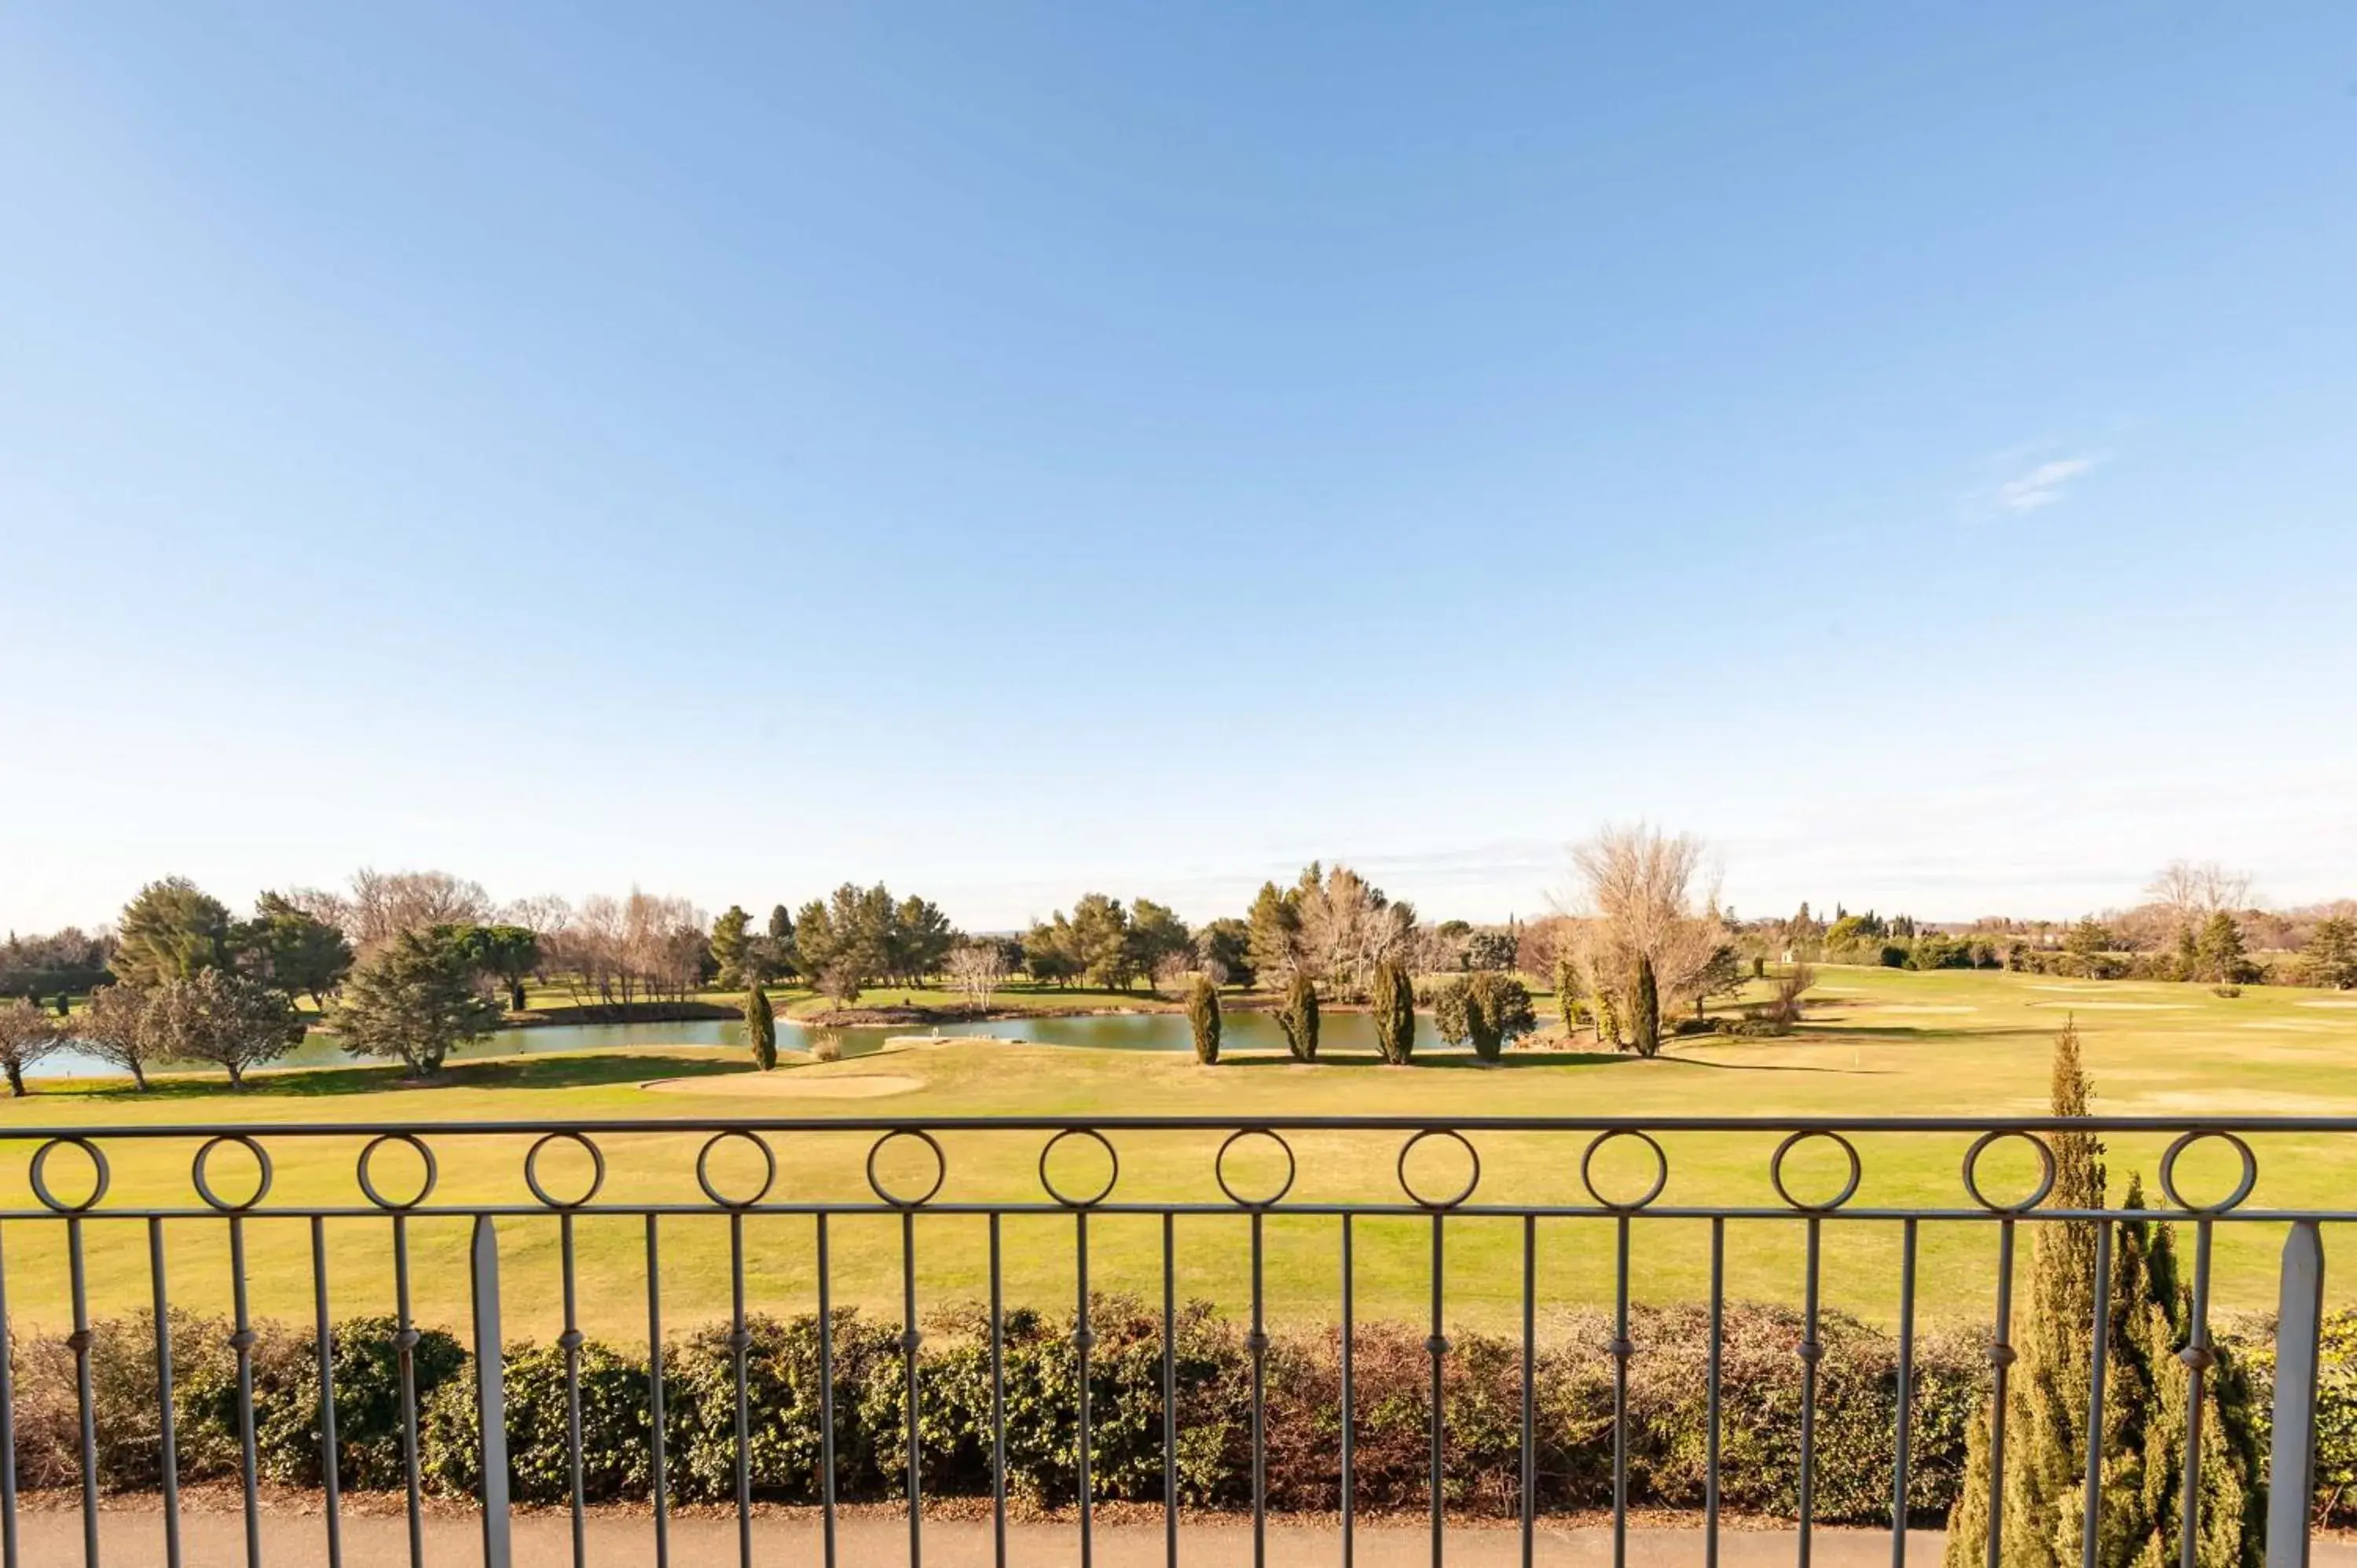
[4,3,2353,933]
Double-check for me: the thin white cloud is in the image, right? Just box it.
[1959,447,2109,522]
[1994,456,2099,512]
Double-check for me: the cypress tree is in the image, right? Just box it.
[1596,989,1622,1049]
[1629,956,1661,1057]
[1277,973,1320,1062]
[1942,1024,2257,1568]
[1550,954,1583,1037]
[746,984,777,1072]
[1186,973,1222,1064]
[1372,959,1415,1064]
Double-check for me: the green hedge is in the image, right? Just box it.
[4,1298,2333,1524]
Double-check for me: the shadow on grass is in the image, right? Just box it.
[38,1050,751,1101]
[1786,1024,2055,1046]
[1211,1048,1856,1073]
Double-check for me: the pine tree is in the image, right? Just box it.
[710,906,753,989]
[746,984,777,1072]
[1371,959,1415,1064]
[2194,912,2249,985]
[1276,973,1319,1062]
[1185,974,1221,1064]
[1942,1025,2258,1568]
[2305,915,2357,990]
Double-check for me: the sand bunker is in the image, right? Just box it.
[642,1072,924,1099]
[2026,1001,2187,1011]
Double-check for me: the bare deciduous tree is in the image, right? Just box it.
[293,869,494,957]
[542,889,709,1012]
[2144,861,2256,937]
[1293,864,1417,1001]
[1567,824,1717,1058]
[1150,951,1194,995]
[1764,959,1816,1033]
[947,941,1010,1017]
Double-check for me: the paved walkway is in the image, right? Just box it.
[25,1510,2356,1567]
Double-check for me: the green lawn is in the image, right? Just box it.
[3,965,2353,1343]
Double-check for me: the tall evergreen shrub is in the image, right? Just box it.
[1372,960,1415,1064]
[1941,1023,2258,1568]
[1629,956,1661,1057]
[1277,973,1319,1062]
[746,985,777,1072]
[1186,974,1221,1064]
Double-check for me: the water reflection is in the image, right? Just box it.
[33,1006,1381,1080]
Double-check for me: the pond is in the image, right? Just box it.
[30,1007,1388,1081]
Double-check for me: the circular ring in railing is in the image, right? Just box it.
[1580,1130,1670,1211]
[1038,1128,1119,1208]
[192,1134,274,1213]
[29,1138,110,1214]
[866,1129,947,1208]
[1396,1129,1481,1210]
[1960,1130,2056,1213]
[2158,1130,2259,1215]
[1769,1130,1862,1212]
[696,1130,777,1209]
[524,1130,607,1210]
[356,1133,439,1211]
[1215,1128,1296,1208]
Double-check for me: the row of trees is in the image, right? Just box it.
[1171,959,1538,1068]
[1773,859,2357,991]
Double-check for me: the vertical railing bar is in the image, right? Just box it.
[1342,1213,1355,1568]
[1079,1210,1095,1568]
[394,1213,424,1568]
[1983,1218,2018,1568]
[992,1213,1009,1568]
[1706,1215,1723,1568]
[819,1214,838,1568]
[306,1217,339,1568]
[67,1216,98,1568]
[646,1215,670,1568]
[1613,1212,1632,1568]
[2080,1219,2113,1568]
[2267,1221,2325,1568]
[471,1218,513,1568]
[729,1211,752,1568]
[903,1207,923,1568]
[152,1218,185,1568]
[1428,1211,1446,1568]
[1798,1214,1821,1568]
[1161,1212,1176,1568]
[1250,1209,1267,1568]
[560,1211,586,1568]
[1890,1218,1917,1568]
[1521,1214,1536,1568]
[229,1215,262,1568]
[2178,1219,2215,1568]
[0,1223,16,1568]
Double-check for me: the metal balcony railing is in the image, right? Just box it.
[0,1115,2335,1568]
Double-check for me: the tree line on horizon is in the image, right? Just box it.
[2,850,2352,1092]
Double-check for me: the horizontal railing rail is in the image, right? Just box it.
[0,1116,2333,1568]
